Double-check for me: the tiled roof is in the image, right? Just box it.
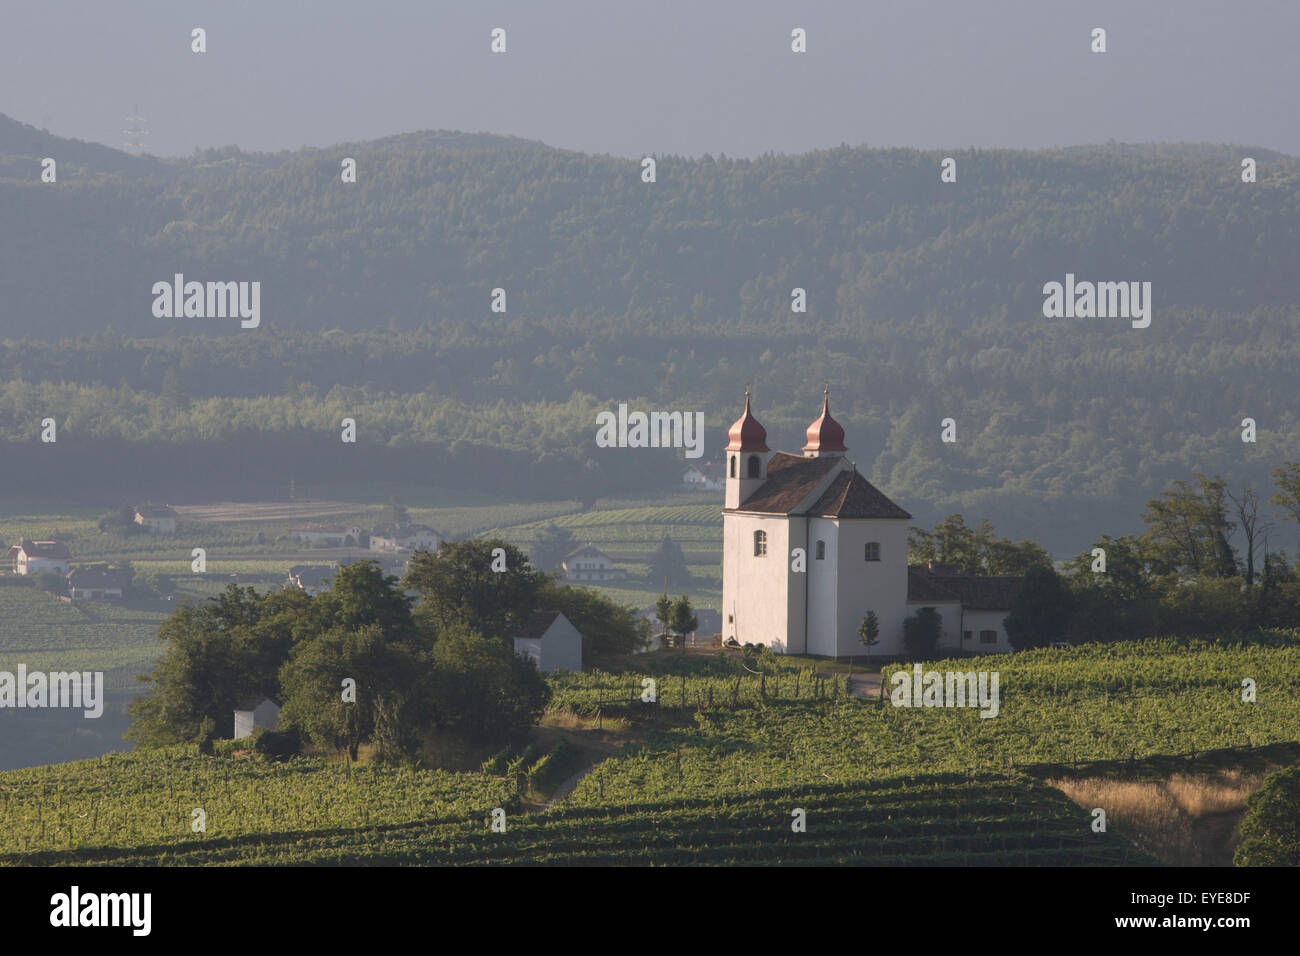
[729,453,840,513]
[907,565,1022,610]
[728,454,910,520]
[564,543,611,561]
[371,523,437,539]
[516,609,563,641]
[807,470,912,520]
[66,564,130,588]
[135,504,177,518]
[906,566,960,602]
[19,539,71,560]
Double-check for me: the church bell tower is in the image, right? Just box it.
[724,389,769,509]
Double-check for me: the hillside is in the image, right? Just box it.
[3,632,1297,866]
[2,111,1298,339]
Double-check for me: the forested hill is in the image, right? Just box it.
[2,110,1298,338]
[2,114,1299,553]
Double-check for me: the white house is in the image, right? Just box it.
[513,610,583,673]
[682,464,724,491]
[562,544,627,583]
[134,504,178,534]
[292,523,365,546]
[9,539,71,576]
[720,389,1020,657]
[233,697,281,739]
[286,565,337,596]
[67,564,129,601]
[369,523,440,553]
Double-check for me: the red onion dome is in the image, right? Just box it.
[802,388,847,453]
[725,389,769,452]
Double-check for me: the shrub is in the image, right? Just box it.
[253,726,302,762]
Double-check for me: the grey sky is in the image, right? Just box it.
[3,0,1296,158]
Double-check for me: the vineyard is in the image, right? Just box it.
[1,772,1148,866]
[0,586,165,679]
[0,748,513,860]
[1,630,1296,866]
[496,503,723,550]
[547,654,850,717]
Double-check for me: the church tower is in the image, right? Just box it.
[724,389,769,509]
[802,388,847,458]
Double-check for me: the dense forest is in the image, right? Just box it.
[1,113,1298,553]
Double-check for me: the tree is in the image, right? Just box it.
[858,610,880,655]
[384,496,410,526]
[161,369,192,413]
[127,598,251,745]
[97,504,139,536]
[647,536,693,590]
[1270,462,1300,532]
[655,592,673,637]
[669,595,698,641]
[1234,767,1300,866]
[902,607,942,659]
[529,523,578,573]
[279,623,418,761]
[428,627,550,746]
[1142,474,1237,578]
[1227,484,1270,590]
[404,539,545,640]
[1003,566,1074,650]
[306,560,415,644]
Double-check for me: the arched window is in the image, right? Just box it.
[753,530,767,557]
[729,455,736,478]
[864,541,881,562]
[747,455,761,479]
[815,540,825,560]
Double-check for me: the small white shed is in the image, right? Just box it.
[513,610,583,674]
[233,697,281,739]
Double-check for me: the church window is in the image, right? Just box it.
[753,530,767,557]
[815,540,825,560]
[730,456,736,478]
[747,455,761,478]
[864,541,881,561]
[980,630,997,645]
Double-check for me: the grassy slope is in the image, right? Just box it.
[7,633,1298,865]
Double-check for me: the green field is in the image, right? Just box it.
[0,586,165,680]
[5,631,1295,865]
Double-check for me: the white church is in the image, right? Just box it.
[721,390,1019,657]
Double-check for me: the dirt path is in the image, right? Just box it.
[847,671,883,699]
[541,764,597,810]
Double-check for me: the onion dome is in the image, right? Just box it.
[802,388,847,455]
[725,389,769,452]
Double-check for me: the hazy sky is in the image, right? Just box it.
[4,0,1296,158]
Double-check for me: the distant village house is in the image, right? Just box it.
[7,539,71,576]
[291,523,366,547]
[562,544,627,583]
[67,564,129,601]
[286,565,338,597]
[134,503,178,534]
[368,523,441,554]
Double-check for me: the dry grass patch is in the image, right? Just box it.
[1049,771,1266,866]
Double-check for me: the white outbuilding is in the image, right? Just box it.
[513,610,583,674]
